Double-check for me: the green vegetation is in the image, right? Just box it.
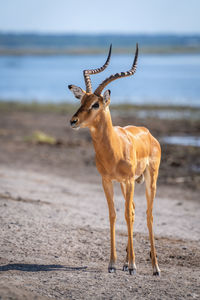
[0,100,199,114]
[0,101,76,113]
[111,103,199,112]
[24,130,57,145]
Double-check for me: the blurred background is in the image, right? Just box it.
[0,0,200,106]
[0,0,200,189]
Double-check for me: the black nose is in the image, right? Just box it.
[70,118,78,126]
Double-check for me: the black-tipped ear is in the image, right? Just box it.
[68,84,85,100]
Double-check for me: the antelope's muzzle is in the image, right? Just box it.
[70,117,79,128]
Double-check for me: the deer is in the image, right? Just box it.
[68,44,161,276]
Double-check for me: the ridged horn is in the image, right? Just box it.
[83,44,112,93]
[94,43,139,96]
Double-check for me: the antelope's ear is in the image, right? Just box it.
[68,85,85,100]
[103,89,111,106]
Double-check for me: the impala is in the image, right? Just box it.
[68,44,161,276]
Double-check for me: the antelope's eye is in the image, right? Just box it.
[91,102,99,109]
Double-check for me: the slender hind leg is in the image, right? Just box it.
[102,178,116,273]
[144,165,161,276]
[120,183,128,271]
[124,179,136,275]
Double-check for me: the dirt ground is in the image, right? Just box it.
[0,108,200,299]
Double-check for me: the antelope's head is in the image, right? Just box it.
[69,44,138,129]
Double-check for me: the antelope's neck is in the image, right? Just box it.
[89,108,115,154]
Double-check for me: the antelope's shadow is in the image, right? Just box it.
[0,263,87,272]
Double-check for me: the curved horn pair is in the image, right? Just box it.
[83,43,139,95]
[83,44,112,93]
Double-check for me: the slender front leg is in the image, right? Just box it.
[102,177,116,273]
[125,179,136,275]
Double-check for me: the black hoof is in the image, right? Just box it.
[108,267,116,273]
[122,265,129,272]
[153,271,161,276]
[129,268,136,275]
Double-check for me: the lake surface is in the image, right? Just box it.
[0,54,200,106]
[161,136,200,147]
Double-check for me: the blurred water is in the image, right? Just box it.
[0,54,200,106]
[161,136,200,147]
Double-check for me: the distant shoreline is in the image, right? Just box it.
[0,100,200,114]
[1,32,200,55]
[0,46,200,56]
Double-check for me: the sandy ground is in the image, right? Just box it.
[0,109,200,299]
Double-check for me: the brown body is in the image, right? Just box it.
[69,44,161,275]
